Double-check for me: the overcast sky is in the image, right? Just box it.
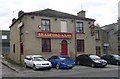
[0,0,119,30]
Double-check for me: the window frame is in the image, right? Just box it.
[77,39,84,52]
[2,35,7,39]
[42,38,51,52]
[61,20,67,32]
[41,19,50,31]
[13,44,15,53]
[95,30,100,40]
[76,22,84,33]
[96,46,101,56]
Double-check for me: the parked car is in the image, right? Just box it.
[101,54,120,65]
[76,54,107,68]
[24,55,52,70]
[48,55,75,69]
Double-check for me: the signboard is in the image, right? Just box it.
[18,22,23,28]
[36,32,72,39]
[104,44,109,46]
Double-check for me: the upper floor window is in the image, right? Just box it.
[61,21,67,32]
[76,22,84,33]
[95,30,100,40]
[41,19,50,31]
[2,35,7,39]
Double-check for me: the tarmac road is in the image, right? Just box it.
[1,58,119,78]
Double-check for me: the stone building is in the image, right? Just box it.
[102,23,119,54]
[9,9,97,64]
[0,30,10,55]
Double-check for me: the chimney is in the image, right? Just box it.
[18,10,24,17]
[12,18,16,23]
[77,10,86,18]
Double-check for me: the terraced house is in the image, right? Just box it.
[102,23,119,54]
[9,9,97,64]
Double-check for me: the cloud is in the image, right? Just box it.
[0,0,119,30]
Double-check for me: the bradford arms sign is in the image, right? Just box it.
[36,32,72,39]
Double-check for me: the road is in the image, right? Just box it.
[2,63,119,77]
[2,64,18,77]
[0,58,17,77]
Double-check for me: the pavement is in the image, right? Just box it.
[1,58,24,73]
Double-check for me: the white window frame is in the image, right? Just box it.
[2,35,7,39]
[41,19,50,31]
[76,22,84,33]
[61,21,67,32]
[95,30,100,39]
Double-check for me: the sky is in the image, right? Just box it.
[0,0,119,30]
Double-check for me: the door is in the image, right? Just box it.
[61,40,68,55]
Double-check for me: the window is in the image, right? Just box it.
[50,56,58,60]
[95,30,100,40]
[76,22,84,33]
[13,44,15,53]
[2,35,7,39]
[96,46,101,56]
[77,39,84,52]
[61,21,67,32]
[42,39,51,52]
[41,19,50,31]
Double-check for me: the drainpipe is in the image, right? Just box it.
[19,28,22,64]
[74,18,77,62]
[18,22,23,64]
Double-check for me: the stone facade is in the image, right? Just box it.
[9,9,101,64]
[102,23,119,54]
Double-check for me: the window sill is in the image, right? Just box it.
[96,39,100,40]
[76,32,85,34]
[77,51,84,53]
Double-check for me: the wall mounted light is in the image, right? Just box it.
[88,22,91,24]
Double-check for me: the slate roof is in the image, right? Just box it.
[26,8,95,21]
[10,8,95,28]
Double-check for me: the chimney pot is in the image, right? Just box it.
[18,10,24,17]
[12,18,16,23]
[77,10,86,18]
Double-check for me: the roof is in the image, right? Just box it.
[102,23,118,27]
[10,8,95,28]
[27,8,95,21]
[101,23,118,31]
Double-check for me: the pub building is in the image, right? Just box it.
[9,9,96,64]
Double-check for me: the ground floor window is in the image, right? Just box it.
[77,39,84,52]
[96,46,101,56]
[42,38,51,52]
[13,44,15,53]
